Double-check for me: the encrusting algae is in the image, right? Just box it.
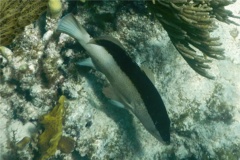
[38,95,65,160]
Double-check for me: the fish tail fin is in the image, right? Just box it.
[57,13,90,43]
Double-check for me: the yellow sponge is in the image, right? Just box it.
[48,0,62,18]
[38,95,65,160]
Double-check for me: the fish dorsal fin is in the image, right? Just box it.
[90,36,125,51]
[141,65,155,85]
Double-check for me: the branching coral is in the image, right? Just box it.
[209,0,240,25]
[147,0,239,79]
[0,0,48,46]
[38,95,65,160]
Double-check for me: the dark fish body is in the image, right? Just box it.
[92,37,170,143]
[57,13,170,143]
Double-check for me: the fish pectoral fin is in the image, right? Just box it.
[108,99,125,108]
[102,85,117,100]
[76,57,96,69]
[103,85,125,108]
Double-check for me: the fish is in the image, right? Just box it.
[57,13,170,144]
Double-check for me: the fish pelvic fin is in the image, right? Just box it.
[76,57,96,69]
[57,13,90,43]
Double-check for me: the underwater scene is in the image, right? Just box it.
[0,0,240,159]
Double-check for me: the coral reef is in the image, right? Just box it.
[0,0,48,46]
[0,0,240,160]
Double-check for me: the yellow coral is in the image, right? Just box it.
[38,95,65,160]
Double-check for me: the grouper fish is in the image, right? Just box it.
[57,13,170,144]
